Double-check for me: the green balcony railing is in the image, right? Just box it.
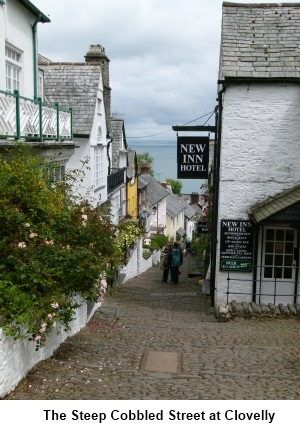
[0,90,73,142]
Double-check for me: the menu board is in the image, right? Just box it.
[220,220,254,271]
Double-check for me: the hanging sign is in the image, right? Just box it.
[177,136,209,179]
[220,220,254,271]
[197,221,210,234]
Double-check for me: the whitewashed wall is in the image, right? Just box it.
[1,239,161,398]
[0,298,100,399]
[118,238,161,284]
[1,0,42,98]
[215,83,300,305]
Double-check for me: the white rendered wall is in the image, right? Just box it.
[1,0,44,98]
[0,298,100,398]
[215,83,300,305]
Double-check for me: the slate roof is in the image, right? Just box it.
[110,119,127,169]
[250,185,300,222]
[220,2,300,80]
[166,193,187,218]
[126,149,137,179]
[138,174,170,205]
[40,62,102,136]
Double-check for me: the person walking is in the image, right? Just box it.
[170,242,183,284]
[160,247,171,283]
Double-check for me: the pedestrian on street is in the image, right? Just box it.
[170,242,183,284]
[160,246,171,283]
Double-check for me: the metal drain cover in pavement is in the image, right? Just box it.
[140,351,181,374]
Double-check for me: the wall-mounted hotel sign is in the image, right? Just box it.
[220,220,254,271]
[177,136,209,179]
[197,221,210,234]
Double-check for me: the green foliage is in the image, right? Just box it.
[193,182,212,274]
[136,152,155,176]
[0,146,142,348]
[165,178,183,194]
[150,234,168,249]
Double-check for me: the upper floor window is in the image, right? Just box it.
[37,70,43,100]
[94,146,104,188]
[5,45,22,93]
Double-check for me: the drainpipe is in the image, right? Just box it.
[32,14,42,100]
[210,80,226,308]
[106,138,113,174]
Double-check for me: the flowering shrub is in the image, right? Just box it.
[0,146,142,349]
[192,182,212,274]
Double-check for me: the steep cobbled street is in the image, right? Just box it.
[4,256,300,400]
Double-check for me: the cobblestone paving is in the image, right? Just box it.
[4,256,300,400]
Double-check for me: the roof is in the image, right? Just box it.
[250,185,300,222]
[126,148,137,179]
[138,174,170,205]
[110,119,127,169]
[184,204,198,220]
[18,0,50,23]
[220,2,300,80]
[166,193,186,218]
[40,62,102,136]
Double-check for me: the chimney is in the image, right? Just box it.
[160,182,168,189]
[85,44,111,136]
[140,162,150,175]
[190,192,199,205]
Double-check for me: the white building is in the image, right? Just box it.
[213,2,300,308]
[39,45,112,206]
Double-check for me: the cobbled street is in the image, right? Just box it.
[4,256,300,400]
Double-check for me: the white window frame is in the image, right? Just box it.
[94,146,104,188]
[5,45,22,93]
[37,70,44,100]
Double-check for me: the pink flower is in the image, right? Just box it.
[18,242,26,248]
[47,314,53,319]
[82,214,88,221]
[97,296,104,303]
[34,335,41,342]
[101,279,107,288]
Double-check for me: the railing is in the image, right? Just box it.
[225,265,300,305]
[107,168,126,193]
[0,90,72,141]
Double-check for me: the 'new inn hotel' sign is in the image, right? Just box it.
[177,136,209,179]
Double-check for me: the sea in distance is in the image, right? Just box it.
[127,139,205,195]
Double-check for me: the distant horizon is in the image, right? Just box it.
[128,138,205,194]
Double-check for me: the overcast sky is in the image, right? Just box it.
[33,0,293,141]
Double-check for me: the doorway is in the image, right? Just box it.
[260,227,298,305]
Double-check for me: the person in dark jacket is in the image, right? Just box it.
[170,242,183,284]
[160,247,171,282]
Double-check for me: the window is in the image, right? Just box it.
[6,46,22,93]
[48,162,66,183]
[94,146,104,188]
[37,71,43,100]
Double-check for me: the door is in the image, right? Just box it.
[260,227,297,305]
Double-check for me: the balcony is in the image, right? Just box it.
[0,90,73,143]
[108,168,126,193]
